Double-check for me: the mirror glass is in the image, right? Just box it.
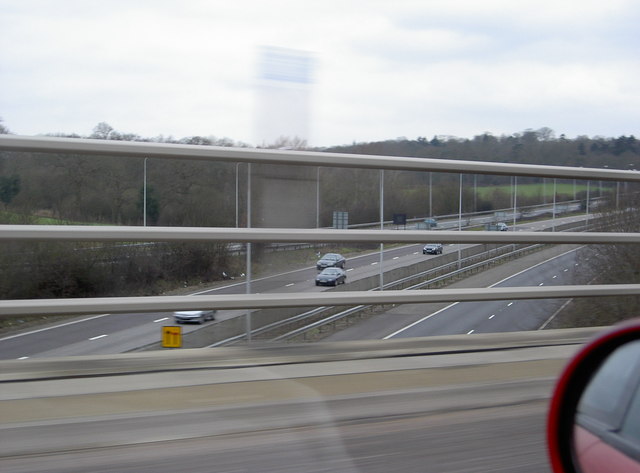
[573,339,640,473]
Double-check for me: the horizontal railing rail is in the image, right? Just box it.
[1,134,640,324]
[0,225,638,244]
[2,134,639,181]
[1,285,639,317]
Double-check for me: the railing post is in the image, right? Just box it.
[246,163,252,342]
[379,169,384,290]
[143,157,148,226]
[458,173,462,269]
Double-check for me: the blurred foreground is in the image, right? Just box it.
[0,328,600,472]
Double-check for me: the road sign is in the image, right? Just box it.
[393,213,407,225]
[162,326,182,348]
[333,211,348,229]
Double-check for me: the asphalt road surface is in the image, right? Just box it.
[0,400,550,473]
[388,247,580,338]
[325,244,581,342]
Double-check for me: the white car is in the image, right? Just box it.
[173,310,216,324]
[497,222,509,231]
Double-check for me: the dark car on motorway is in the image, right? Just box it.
[173,310,216,324]
[423,243,443,255]
[315,267,347,286]
[316,253,346,270]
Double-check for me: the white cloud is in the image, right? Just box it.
[1,0,639,145]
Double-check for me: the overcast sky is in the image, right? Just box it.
[1,0,639,147]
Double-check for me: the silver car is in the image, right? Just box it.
[173,310,216,324]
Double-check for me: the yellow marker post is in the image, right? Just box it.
[162,326,182,348]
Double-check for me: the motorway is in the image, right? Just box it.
[390,249,579,337]
[326,245,581,342]
[0,214,587,360]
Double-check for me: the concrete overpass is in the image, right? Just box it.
[1,328,600,472]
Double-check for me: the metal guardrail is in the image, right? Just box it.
[2,134,639,181]
[217,242,532,343]
[214,246,511,345]
[1,225,639,244]
[271,242,571,342]
[217,221,591,343]
[1,134,640,320]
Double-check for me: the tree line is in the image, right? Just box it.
[1,122,637,227]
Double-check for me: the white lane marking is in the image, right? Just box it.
[539,283,544,286]
[383,246,582,340]
[17,356,29,360]
[564,269,569,272]
[285,283,295,287]
[154,317,169,323]
[539,299,573,330]
[489,314,495,319]
[507,302,514,306]
[371,262,378,265]
[393,257,400,260]
[488,247,583,288]
[467,330,475,335]
[413,252,419,255]
[89,334,108,341]
[346,268,354,272]
[0,313,112,341]
[383,302,460,339]
[552,275,558,279]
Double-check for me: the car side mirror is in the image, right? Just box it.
[547,319,640,473]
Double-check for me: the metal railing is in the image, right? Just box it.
[1,134,640,319]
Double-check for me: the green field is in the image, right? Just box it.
[475,182,610,199]
[0,211,86,225]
